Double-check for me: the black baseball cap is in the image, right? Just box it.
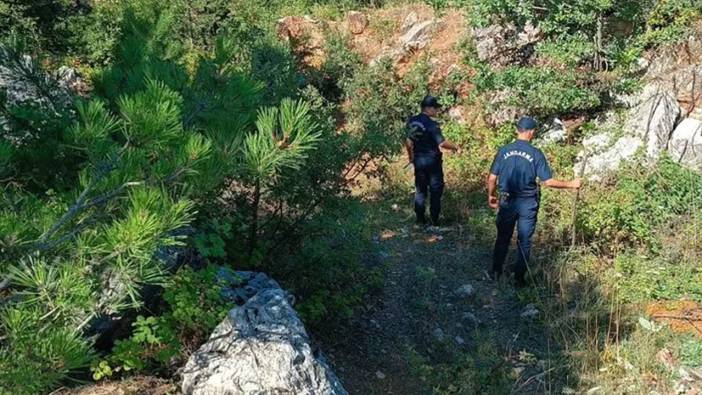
[517,116,538,131]
[420,95,442,109]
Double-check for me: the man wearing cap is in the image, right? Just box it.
[487,117,582,287]
[404,95,459,227]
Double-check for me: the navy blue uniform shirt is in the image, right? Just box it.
[407,113,445,158]
[490,140,552,197]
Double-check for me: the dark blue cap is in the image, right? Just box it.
[517,116,537,131]
[421,95,442,109]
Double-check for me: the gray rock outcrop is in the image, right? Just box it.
[576,84,682,179]
[624,85,681,159]
[347,11,368,35]
[669,117,702,171]
[472,22,542,68]
[484,89,526,125]
[371,14,438,65]
[0,46,89,146]
[645,33,702,113]
[400,19,437,50]
[577,134,643,181]
[0,49,83,111]
[182,271,348,395]
[540,118,567,144]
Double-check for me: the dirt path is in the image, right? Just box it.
[317,209,567,394]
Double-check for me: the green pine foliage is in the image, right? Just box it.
[3,0,700,393]
[0,1,394,392]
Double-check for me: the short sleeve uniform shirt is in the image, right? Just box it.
[407,113,445,158]
[490,140,552,197]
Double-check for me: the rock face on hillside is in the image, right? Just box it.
[276,16,327,68]
[181,271,348,395]
[625,85,681,159]
[645,30,702,114]
[0,52,83,113]
[347,11,368,35]
[576,25,702,179]
[472,22,542,68]
[576,83,687,180]
[370,13,440,65]
[0,47,87,142]
[669,117,702,171]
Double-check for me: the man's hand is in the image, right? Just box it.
[440,140,460,152]
[488,196,499,209]
[571,178,583,189]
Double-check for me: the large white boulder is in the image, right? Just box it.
[577,84,683,180]
[539,118,567,144]
[668,117,702,171]
[624,84,681,159]
[181,273,347,395]
[577,134,643,181]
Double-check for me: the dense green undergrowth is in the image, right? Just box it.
[2,0,702,393]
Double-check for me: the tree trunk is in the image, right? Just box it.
[594,14,604,71]
[248,180,261,260]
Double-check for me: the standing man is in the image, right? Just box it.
[487,117,581,287]
[405,95,459,227]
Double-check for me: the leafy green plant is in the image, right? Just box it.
[93,265,230,379]
[282,200,380,324]
[640,0,701,46]
[536,34,596,67]
[98,315,179,377]
[475,65,602,118]
[580,157,702,249]
[194,219,234,259]
[609,254,702,303]
[680,337,702,367]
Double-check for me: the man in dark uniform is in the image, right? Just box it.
[487,117,581,287]
[404,95,459,227]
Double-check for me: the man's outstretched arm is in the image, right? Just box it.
[405,138,414,163]
[440,140,459,152]
[543,178,582,190]
[487,173,499,209]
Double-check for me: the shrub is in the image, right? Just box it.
[278,200,380,324]
[639,0,702,47]
[92,265,230,379]
[474,65,602,118]
[344,59,437,159]
[0,308,95,395]
[580,157,702,249]
[535,34,596,67]
[608,253,702,303]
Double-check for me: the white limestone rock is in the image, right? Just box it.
[182,276,347,395]
[668,117,702,172]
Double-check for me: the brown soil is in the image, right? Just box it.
[52,376,177,395]
[279,5,473,95]
[646,300,702,338]
[315,202,569,394]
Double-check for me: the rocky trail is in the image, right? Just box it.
[317,208,568,395]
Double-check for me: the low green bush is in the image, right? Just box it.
[580,157,702,249]
[608,253,702,303]
[0,309,95,395]
[92,265,230,380]
[535,35,596,67]
[680,336,702,367]
[275,200,382,325]
[474,65,602,118]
